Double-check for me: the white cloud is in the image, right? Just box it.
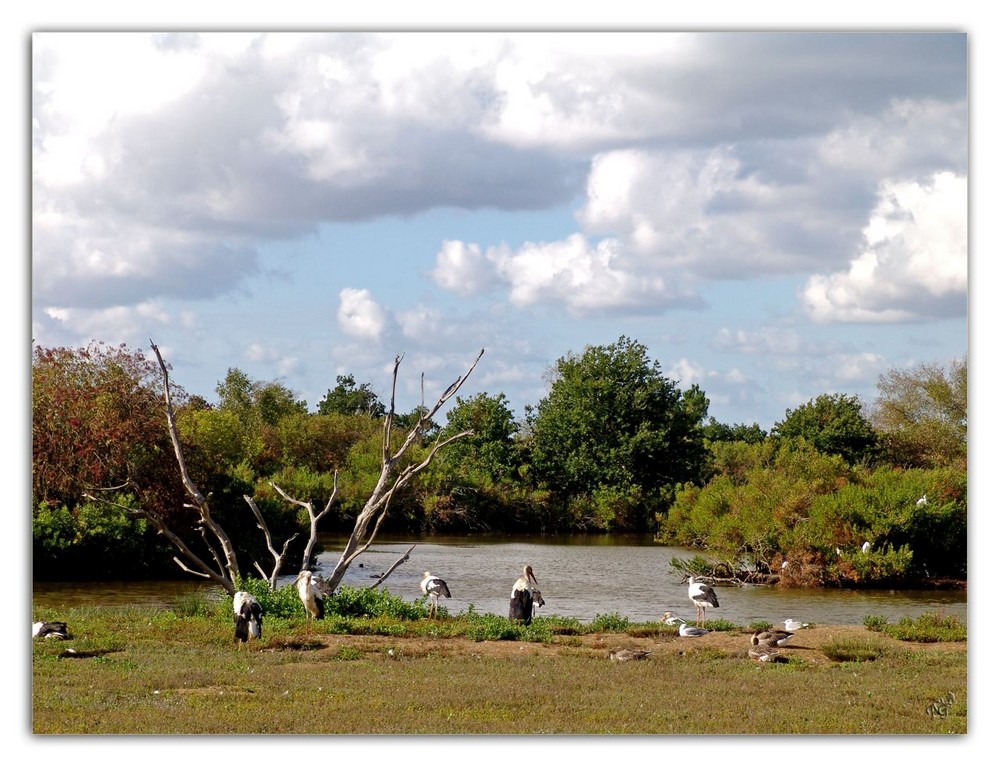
[337,288,388,341]
[801,172,967,323]
[430,241,500,297]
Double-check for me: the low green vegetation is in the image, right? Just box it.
[864,612,968,643]
[31,599,967,735]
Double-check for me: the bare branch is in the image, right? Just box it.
[244,494,300,588]
[366,544,416,590]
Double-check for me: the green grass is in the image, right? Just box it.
[864,612,968,643]
[31,601,967,735]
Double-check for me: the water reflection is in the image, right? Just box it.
[32,535,967,627]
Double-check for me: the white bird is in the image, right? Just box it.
[294,570,328,621]
[678,622,711,638]
[686,576,720,627]
[781,619,811,632]
[861,541,872,553]
[509,565,539,625]
[659,611,683,626]
[420,571,452,619]
[233,591,263,645]
[751,628,794,648]
[33,621,70,639]
[916,494,928,507]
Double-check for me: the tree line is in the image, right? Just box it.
[32,337,966,586]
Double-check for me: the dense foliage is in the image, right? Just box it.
[31,340,967,585]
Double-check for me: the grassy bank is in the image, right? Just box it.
[31,602,966,735]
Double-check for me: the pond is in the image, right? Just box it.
[32,534,967,627]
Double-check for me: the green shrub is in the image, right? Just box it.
[866,612,966,643]
[819,637,890,662]
[588,613,631,632]
[466,614,522,642]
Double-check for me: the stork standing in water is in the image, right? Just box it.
[509,565,539,625]
[420,571,451,619]
[294,570,329,621]
[233,591,263,646]
[685,575,719,627]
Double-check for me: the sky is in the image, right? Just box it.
[29,29,970,430]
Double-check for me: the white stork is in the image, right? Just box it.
[509,565,539,625]
[233,591,263,645]
[678,622,711,637]
[420,571,451,618]
[32,621,70,639]
[685,575,719,627]
[294,570,328,621]
[751,628,794,648]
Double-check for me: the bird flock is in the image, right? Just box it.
[32,560,815,664]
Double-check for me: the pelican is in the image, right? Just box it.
[509,565,539,625]
[685,576,719,627]
[294,570,328,621]
[609,649,652,661]
[233,592,263,645]
[659,611,683,626]
[32,621,70,639]
[751,628,794,648]
[781,619,811,632]
[420,571,451,618]
[678,622,711,638]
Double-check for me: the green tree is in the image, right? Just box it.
[771,393,878,465]
[527,337,707,528]
[703,417,768,444]
[439,393,519,482]
[870,357,967,468]
[316,374,387,418]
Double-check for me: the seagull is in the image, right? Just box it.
[420,571,452,619]
[781,619,811,631]
[659,611,683,626]
[33,621,70,639]
[751,628,794,647]
[509,565,539,625]
[609,649,652,661]
[678,622,711,638]
[685,576,719,627]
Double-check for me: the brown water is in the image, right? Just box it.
[32,534,967,627]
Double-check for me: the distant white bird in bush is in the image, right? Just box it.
[781,619,811,631]
[33,621,70,639]
[917,494,928,507]
[294,570,328,620]
[861,541,872,553]
[420,571,451,619]
[678,622,711,638]
[233,592,262,645]
[685,576,719,627]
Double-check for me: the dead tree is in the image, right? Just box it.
[299,350,484,593]
[88,342,483,598]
